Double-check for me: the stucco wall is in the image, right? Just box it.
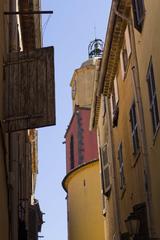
[71,63,96,110]
[134,0,160,236]
[65,108,98,173]
[66,161,105,240]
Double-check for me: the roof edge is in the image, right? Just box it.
[62,159,99,192]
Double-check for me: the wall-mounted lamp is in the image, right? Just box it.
[125,213,140,237]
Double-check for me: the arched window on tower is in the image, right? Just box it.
[70,135,74,170]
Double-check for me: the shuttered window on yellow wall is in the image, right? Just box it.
[101,144,111,197]
[120,25,132,79]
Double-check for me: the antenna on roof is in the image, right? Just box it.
[94,25,97,39]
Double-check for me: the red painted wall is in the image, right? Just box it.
[65,108,98,173]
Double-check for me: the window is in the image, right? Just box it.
[99,148,107,215]
[102,96,107,125]
[130,101,139,155]
[72,80,76,100]
[125,25,132,58]
[70,135,74,169]
[101,144,111,197]
[121,44,128,74]
[118,143,125,191]
[103,96,106,118]
[120,25,131,79]
[147,59,159,135]
[111,76,119,127]
[132,0,145,32]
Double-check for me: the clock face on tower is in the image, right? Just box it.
[72,80,76,100]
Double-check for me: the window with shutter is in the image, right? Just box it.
[111,76,119,128]
[118,143,125,191]
[101,144,111,197]
[103,96,106,118]
[130,101,139,155]
[99,148,107,215]
[125,25,132,58]
[120,25,131,79]
[132,0,145,32]
[122,45,128,73]
[146,58,160,136]
[4,47,55,132]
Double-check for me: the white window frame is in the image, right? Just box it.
[110,76,119,128]
[111,76,119,117]
[120,25,132,79]
[147,58,160,135]
[130,101,139,155]
[101,144,111,197]
[118,143,125,191]
[125,25,132,58]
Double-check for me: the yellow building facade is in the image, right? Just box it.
[90,0,160,239]
[63,161,104,240]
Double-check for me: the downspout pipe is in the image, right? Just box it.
[106,97,121,240]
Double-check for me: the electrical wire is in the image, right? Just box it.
[42,14,51,36]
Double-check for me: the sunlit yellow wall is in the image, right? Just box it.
[97,96,119,240]
[64,160,105,240]
[98,1,160,237]
[89,1,160,239]
[70,60,96,110]
[133,0,160,236]
[111,63,146,233]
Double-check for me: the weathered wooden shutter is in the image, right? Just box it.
[101,144,111,197]
[4,46,55,132]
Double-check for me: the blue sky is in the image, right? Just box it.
[36,1,111,240]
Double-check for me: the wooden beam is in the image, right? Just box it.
[4,10,53,15]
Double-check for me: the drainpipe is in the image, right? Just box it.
[129,17,153,238]
[106,97,121,240]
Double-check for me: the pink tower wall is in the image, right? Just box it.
[65,108,98,173]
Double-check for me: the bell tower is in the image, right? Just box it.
[63,40,105,240]
[70,39,103,110]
